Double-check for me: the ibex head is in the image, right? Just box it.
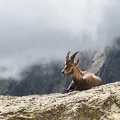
[61,51,79,76]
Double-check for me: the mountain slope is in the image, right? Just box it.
[0,39,120,96]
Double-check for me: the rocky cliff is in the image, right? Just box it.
[80,38,120,84]
[0,82,120,120]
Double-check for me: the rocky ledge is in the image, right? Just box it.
[0,82,120,120]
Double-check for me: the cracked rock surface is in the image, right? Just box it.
[0,82,120,120]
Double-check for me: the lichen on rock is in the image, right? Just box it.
[0,82,120,120]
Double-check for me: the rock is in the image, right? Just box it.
[0,82,120,120]
[88,49,106,75]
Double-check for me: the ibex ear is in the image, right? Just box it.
[74,59,79,66]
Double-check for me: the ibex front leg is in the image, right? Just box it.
[67,80,76,92]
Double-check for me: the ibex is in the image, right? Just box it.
[61,51,102,92]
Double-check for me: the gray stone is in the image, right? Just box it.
[0,82,120,120]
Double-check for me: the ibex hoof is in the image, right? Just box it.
[67,89,74,93]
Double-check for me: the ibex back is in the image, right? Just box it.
[61,51,102,92]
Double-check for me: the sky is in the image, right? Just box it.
[0,0,120,79]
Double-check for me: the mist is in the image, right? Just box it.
[0,0,120,79]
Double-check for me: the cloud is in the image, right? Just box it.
[97,0,120,44]
[0,0,120,79]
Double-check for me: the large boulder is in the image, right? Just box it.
[0,82,120,120]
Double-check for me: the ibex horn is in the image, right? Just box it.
[66,51,71,61]
[71,51,79,62]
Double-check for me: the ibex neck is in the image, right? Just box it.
[70,67,83,82]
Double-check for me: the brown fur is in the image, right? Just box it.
[61,51,102,92]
